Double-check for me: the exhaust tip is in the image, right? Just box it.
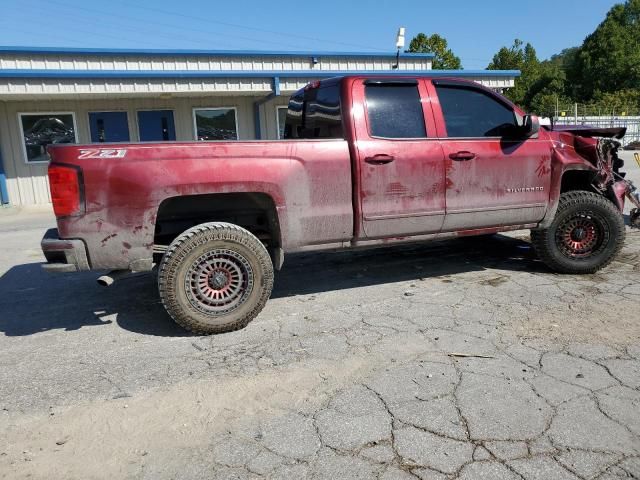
[97,275,115,287]
[96,270,130,287]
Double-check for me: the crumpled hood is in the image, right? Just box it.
[545,125,626,139]
[543,123,639,225]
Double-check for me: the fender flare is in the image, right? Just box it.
[535,164,595,230]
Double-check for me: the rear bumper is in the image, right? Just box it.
[41,228,90,273]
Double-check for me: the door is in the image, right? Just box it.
[354,79,446,239]
[429,81,553,231]
[89,111,130,143]
[137,110,176,141]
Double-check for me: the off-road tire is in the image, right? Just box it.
[158,222,274,334]
[531,191,625,274]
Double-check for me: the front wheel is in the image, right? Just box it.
[158,222,274,334]
[531,191,625,274]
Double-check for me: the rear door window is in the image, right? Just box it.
[284,82,343,139]
[284,92,304,139]
[365,82,426,139]
[435,84,517,137]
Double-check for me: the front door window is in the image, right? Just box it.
[435,84,518,138]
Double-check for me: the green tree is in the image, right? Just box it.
[407,33,462,69]
[525,63,570,117]
[487,39,526,70]
[547,47,580,71]
[569,0,640,100]
[591,89,640,115]
[487,39,541,107]
[522,48,581,116]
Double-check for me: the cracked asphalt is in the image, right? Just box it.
[1,154,639,480]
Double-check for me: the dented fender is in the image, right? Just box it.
[536,132,626,229]
[536,139,595,229]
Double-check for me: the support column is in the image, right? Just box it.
[0,132,9,205]
[253,77,281,140]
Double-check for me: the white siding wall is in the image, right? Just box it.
[0,95,265,206]
[0,76,513,98]
[0,53,432,72]
[258,96,291,140]
[0,78,274,97]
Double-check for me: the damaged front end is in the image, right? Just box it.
[593,138,640,228]
[552,125,640,228]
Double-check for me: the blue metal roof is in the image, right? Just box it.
[0,69,520,79]
[0,45,435,59]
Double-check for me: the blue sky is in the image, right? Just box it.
[0,0,621,68]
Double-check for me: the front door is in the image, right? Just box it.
[137,110,176,142]
[429,81,553,231]
[354,79,446,239]
[89,111,130,143]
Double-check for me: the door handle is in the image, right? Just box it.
[449,151,476,161]
[364,154,395,165]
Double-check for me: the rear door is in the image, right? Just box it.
[137,110,176,141]
[353,79,446,239]
[429,80,552,231]
[89,111,130,143]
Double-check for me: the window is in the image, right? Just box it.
[193,108,238,141]
[435,84,517,138]
[284,82,343,139]
[365,83,426,139]
[277,106,288,139]
[19,112,77,163]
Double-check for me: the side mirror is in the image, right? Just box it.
[521,114,540,138]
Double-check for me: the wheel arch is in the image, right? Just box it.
[154,192,282,254]
[537,165,599,229]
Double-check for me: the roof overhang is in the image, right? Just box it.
[0,69,520,79]
[0,69,520,100]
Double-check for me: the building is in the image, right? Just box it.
[0,46,519,206]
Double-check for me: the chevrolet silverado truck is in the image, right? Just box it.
[42,76,640,334]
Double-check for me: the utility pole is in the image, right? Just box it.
[393,27,405,70]
[574,103,578,125]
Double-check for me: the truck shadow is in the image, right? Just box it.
[272,234,543,297]
[0,234,545,337]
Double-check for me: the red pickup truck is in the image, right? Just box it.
[42,76,640,334]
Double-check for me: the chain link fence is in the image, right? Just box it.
[553,104,640,147]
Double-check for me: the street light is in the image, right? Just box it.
[393,27,405,69]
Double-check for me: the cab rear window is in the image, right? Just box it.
[284,82,343,139]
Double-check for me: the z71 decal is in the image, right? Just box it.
[78,149,127,159]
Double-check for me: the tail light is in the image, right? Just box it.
[48,164,83,217]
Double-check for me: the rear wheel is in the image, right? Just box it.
[158,222,273,334]
[531,191,625,274]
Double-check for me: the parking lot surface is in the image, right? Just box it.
[1,154,639,480]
